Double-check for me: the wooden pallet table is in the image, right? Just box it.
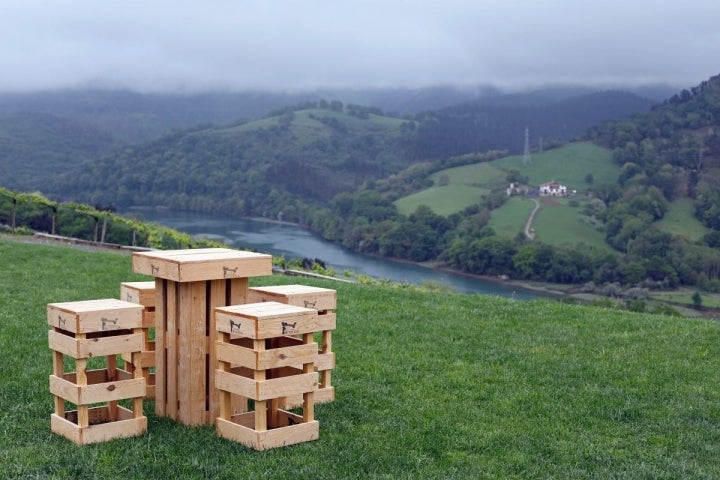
[47,299,147,444]
[132,248,272,426]
[120,281,157,399]
[248,285,337,407]
[214,301,320,450]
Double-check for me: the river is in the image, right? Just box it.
[121,209,541,300]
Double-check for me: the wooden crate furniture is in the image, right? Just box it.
[214,301,320,450]
[120,281,157,399]
[47,299,147,444]
[248,285,337,407]
[132,248,272,426]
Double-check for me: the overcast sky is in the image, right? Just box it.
[1,0,718,93]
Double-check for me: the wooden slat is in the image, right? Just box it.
[50,375,145,405]
[48,330,144,359]
[132,248,272,282]
[248,285,337,311]
[154,279,166,416]
[120,281,156,307]
[216,414,319,451]
[166,280,179,419]
[178,281,207,426]
[47,299,143,333]
[215,302,319,339]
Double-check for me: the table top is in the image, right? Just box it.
[132,248,272,282]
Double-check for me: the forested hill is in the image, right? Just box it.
[412,90,655,159]
[47,104,415,221]
[0,89,332,191]
[587,73,720,230]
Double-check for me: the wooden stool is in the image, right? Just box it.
[214,302,319,450]
[120,281,156,399]
[248,285,337,407]
[47,299,146,444]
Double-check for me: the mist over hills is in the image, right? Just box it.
[0,84,661,193]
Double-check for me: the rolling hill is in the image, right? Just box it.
[47,104,415,221]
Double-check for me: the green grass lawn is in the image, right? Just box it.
[650,290,720,308]
[655,197,709,241]
[395,185,489,216]
[532,197,609,249]
[2,238,720,478]
[487,197,535,237]
[494,142,617,190]
[394,161,505,215]
[430,161,508,188]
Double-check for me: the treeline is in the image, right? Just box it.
[412,91,654,159]
[47,104,415,222]
[302,183,720,291]
[0,187,225,250]
[327,76,720,290]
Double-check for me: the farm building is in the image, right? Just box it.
[539,181,567,196]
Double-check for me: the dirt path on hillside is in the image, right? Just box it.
[524,198,540,239]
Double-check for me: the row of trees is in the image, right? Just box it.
[299,174,720,291]
[0,187,224,250]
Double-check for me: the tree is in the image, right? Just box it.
[692,292,703,308]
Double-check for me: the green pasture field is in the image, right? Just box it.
[650,290,720,308]
[430,161,508,188]
[2,238,720,478]
[532,197,609,249]
[394,162,504,215]
[395,185,489,216]
[655,197,709,241]
[493,142,617,189]
[394,142,616,219]
[487,196,535,237]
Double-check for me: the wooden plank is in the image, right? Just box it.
[48,330,144,359]
[256,373,318,401]
[248,285,337,311]
[47,299,143,333]
[132,249,272,282]
[121,350,155,367]
[81,416,147,444]
[52,407,146,445]
[216,415,319,450]
[208,279,227,422]
[177,281,207,426]
[215,370,256,399]
[216,339,317,370]
[316,352,335,371]
[283,385,335,408]
[52,349,65,417]
[120,281,156,307]
[142,310,156,329]
[215,340,256,368]
[215,302,318,339]
[50,375,145,405]
[317,313,337,331]
[154,279,166,416]
[165,280,179,419]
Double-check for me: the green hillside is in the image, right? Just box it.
[49,104,415,223]
[2,239,720,478]
[395,184,490,216]
[395,142,615,217]
[532,197,609,249]
[493,142,617,189]
[487,196,534,237]
[655,198,709,241]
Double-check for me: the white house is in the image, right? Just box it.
[539,181,567,196]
